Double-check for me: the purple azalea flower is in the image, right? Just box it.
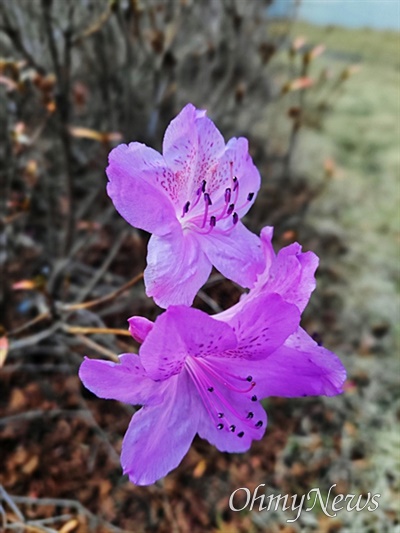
[106,103,264,308]
[79,234,346,485]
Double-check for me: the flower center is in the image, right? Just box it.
[180,165,254,235]
[185,356,264,439]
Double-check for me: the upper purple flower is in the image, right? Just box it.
[106,103,264,308]
[79,231,346,485]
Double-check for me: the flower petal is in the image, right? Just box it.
[201,221,264,288]
[224,293,300,360]
[79,354,164,406]
[120,372,198,485]
[140,306,237,381]
[106,142,178,236]
[255,328,346,397]
[250,227,319,312]
[162,104,226,207]
[162,104,199,205]
[128,316,154,343]
[144,228,212,308]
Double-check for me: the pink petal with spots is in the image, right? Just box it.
[223,293,300,360]
[139,306,237,381]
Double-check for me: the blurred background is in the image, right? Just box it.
[0,0,399,531]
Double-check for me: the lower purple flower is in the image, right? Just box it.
[79,291,346,485]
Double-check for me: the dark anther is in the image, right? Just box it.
[227,203,235,215]
[246,412,254,419]
[256,420,263,428]
[204,192,212,205]
[210,216,216,227]
[225,188,232,202]
[218,412,224,418]
[238,431,245,438]
[246,375,253,382]
[251,395,257,402]
[201,180,207,192]
[208,387,214,392]
[230,425,236,432]
[232,212,239,225]
[183,201,190,213]
[217,423,224,430]
[233,177,238,190]
[247,192,254,201]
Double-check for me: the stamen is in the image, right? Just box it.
[210,216,216,227]
[201,193,211,228]
[227,204,235,215]
[256,420,263,428]
[246,376,253,382]
[247,412,254,419]
[251,395,257,402]
[208,387,214,392]
[191,359,254,426]
[217,423,224,430]
[225,188,232,203]
[232,177,238,191]
[218,412,224,418]
[238,431,244,438]
[197,358,256,394]
[181,201,190,218]
[247,192,254,201]
[230,425,236,432]
[232,212,239,225]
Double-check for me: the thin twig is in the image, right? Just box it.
[7,311,50,337]
[63,325,131,337]
[62,271,144,311]
[67,334,119,361]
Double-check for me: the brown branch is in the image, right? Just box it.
[63,325,131,337]
[61,271,144,312]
